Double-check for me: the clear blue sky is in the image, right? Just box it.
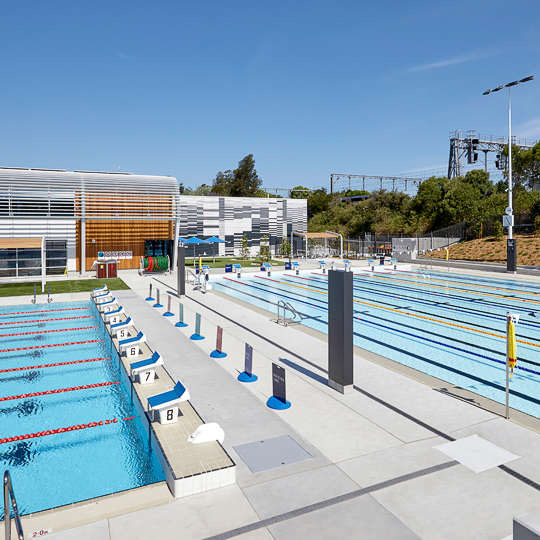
[1,0,538,193]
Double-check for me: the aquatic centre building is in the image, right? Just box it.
[0,167,307,277]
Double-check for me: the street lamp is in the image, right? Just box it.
[483,75,534,273]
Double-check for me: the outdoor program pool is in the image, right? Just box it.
[213,269,540,420]
[0,300,164,519]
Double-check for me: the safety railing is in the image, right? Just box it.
[3,471,23,540]
[276,300,303,327]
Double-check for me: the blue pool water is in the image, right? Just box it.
[213,270,540,420]
[0,300,165,519]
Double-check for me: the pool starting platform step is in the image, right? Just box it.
[97,304,236,499]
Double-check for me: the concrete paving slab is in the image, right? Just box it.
[233,529,275,540]
[372,463,540,540]
[450,417,540,487]
[267,494,421,540]
[242,464,360,520]
[337,437,450,487]
[108,485,258,540]
[46,519,110,540]
[434,434,520,473]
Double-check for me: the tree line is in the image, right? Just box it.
[179,142,540,237]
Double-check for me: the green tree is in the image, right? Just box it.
[211,155,262,197]
[464,169,493,196]
[290,186,311,199]
[258,234,271,262]
[508,142,540,189]
[239,234,250,259]
[307,189,333,217]
[279,237,291,257]
[183,183,212,196]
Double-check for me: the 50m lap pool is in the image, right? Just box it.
[213,269,540,421]
[0,300,164,519]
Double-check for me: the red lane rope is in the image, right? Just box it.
[0,326,96,338]
[0,416,138,445]
[0,315,95,326]
[0,339,104,353]
[0,357,110,374]
[0,307,91,317]
[0,381,120,402]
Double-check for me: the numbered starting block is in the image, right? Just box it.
[95,292,113,304]
[147,380,190,425]
[91,285,108,297]
[318,261,326,273]
[262,262,272,276]
[110,316,134,340]
[390,257,398,270]
[130,351,164,385]
[119,331,146,358]
[98,297,117,313]
[103,306,125,326]
[291,261,300,275]
[367,259,375,272]
[233,264,242,278]
[343,259,352,271]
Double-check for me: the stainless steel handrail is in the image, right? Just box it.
[276,301,303,327]
[4,471,24,540]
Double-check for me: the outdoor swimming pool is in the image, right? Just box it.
[213,269,540,420]
[0,300,164,519]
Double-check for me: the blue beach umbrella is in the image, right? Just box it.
[182,237,210,262]
[205,236,227,263]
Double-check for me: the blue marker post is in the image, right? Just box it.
[267,363,291,409]
[153,288,163,308]
[190,313,205,340]
[175,303,188,328]
[163,295,174,317]
[146,283,155,302]
[210,326,227,358]
[238,343,257,382]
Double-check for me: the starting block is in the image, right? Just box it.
[367,259,375,272]
[233,264,242,278]
[119,331,146,358]
[343,259,352,271]
[147,380,190,424]
[130,351,164,385]
[111,316,134,340]
[291,261,300,275]
[91,285,108,297]
[103,306,125,325]
[98,297,117,313]
[390,257,398,270]
[262,262,272,276]
[319,260,326,273]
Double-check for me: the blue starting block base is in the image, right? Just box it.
[153,303,163,308]
[238,371,258,383]
[145,297,155,302]
[267,396,291,410]
[163,311,174,317]
[210,350,227,358]
[190,333,205,340]
[175,321,188,327]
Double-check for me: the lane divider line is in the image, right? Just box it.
[0,326,97,338]
[0,357,110,374]
[0,315,95,326]
[0,339,104,354]
[0,381,120,402]
[0,307,91,317]
[0,415,138,445]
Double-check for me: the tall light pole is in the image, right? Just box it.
[483,75,534,273]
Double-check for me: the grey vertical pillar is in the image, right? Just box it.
[177,245,186,297]
[328,269,353,393]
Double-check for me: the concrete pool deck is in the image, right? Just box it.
[6,260,540,539]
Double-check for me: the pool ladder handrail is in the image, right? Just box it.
[3,471,24,540]
[186,269,207,293]
[276,300,303,327]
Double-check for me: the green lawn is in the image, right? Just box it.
[0,278,130,297]
[185,257,286,269]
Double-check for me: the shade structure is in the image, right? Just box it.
[182,237,210,261]
[205,236,227,263]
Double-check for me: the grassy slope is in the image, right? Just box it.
[421,233,540,266]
